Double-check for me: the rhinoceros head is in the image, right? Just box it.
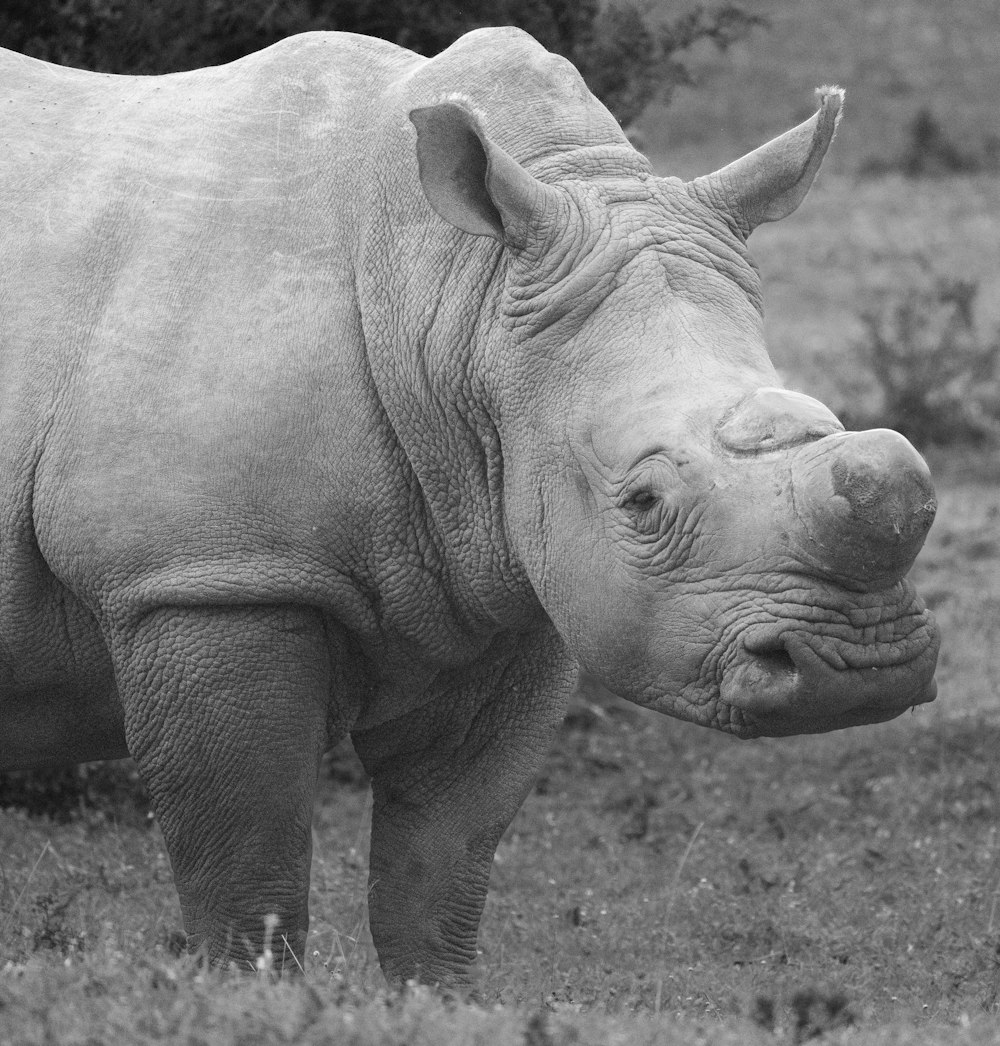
[409,90,939,738]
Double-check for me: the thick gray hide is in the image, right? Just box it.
[0,29,938,985]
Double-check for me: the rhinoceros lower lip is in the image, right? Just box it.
[729,689,937,738]
[718,630,938,731]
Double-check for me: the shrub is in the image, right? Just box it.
[844,269,1000,447]
[571,1,767,127]
[0,761,151,825]
[862,107,992,178]
[0,740,366,824]
[901,109,983,177]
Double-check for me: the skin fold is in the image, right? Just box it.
[0,28,938,986]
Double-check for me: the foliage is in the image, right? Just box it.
[0,0,766,126]
[0,760,151,826]
[845,267,1000,447]
[901,110,983,177]
[0,741,363,823]
[560,1,769,127]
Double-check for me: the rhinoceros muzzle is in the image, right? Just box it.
[714,399,940,735]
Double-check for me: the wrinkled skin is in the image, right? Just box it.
[0,29,938,987]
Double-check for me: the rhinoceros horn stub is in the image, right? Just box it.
[687,86,844,237]
[791,428,937,588]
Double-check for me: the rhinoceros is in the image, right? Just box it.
[0,27,938,986]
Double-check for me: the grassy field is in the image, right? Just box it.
[4,3,1000,1044]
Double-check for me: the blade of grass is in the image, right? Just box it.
[664,822,703,927]
[1,840,51,938]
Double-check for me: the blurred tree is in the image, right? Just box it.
[0,0,765,127]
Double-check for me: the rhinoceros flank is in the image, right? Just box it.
[0,28,938,986]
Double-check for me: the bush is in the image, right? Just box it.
[843,269,1000,447]
[0,740,366,825]
[901,109,981,177]
[572,1,767,127]
[861,107,993,178]
[0,0,766,127]
[0,761,151,825]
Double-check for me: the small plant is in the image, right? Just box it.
[901,108,981,177]
[31,890,87,956]
[845,268,1000,447]
[750,989,856,1043]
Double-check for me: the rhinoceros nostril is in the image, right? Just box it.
[720,640,803,715]
[746,644,797,679]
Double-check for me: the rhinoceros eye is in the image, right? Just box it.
[622,489,659,512]
[618,455,681,532]
[620,485,674,537]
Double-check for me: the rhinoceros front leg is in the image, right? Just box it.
[352,629,575,990]
[108,605,331,971]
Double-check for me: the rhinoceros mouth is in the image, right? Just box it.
[715,598,940,738]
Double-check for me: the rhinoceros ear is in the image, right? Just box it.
[409,101,550,249]
[687,87,844,237]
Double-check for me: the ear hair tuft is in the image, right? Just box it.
[435,92,489,129]
[815,85,845,133]
[815,84,845,103]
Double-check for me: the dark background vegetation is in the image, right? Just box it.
[0,0,764,127]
